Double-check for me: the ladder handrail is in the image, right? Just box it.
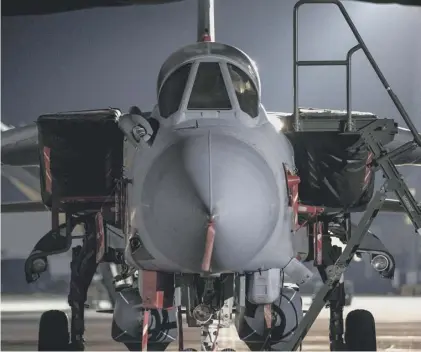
[293,0,421,147]
[287,3,421,350]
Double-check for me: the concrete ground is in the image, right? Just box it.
[1,296,421,351]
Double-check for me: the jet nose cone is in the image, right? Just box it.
[139,131,281,272]
[183,132,281,269]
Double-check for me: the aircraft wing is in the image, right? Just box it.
[2,165,41,199]
[1,0,420,16]
[1,164,46,213]
[387,127,421,166]
[1,201,48,213]
[1,123,39,166]
[1,120,44,213]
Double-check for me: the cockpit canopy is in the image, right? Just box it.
[157,42,261,119]
[187,62,231,111]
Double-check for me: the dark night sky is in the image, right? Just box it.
[1,0,420,276]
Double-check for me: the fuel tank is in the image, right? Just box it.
[235,284,303,350]
[112,286,177,347]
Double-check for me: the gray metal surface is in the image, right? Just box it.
[197,0,214,42]
[388,127,421,166]
[122,41,302,274]
[1,124,39,166]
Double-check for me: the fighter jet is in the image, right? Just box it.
[2,0,421,351]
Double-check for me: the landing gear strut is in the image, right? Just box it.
[180,275,235,351]
[36,215,100,351]
[316,237,347,351]
[328,283,346,351]
[68,218,99,350]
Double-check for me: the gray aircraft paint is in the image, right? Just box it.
[124,42,299,274]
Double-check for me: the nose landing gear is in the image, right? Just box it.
[179,275,236,351]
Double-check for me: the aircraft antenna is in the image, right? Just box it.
[197,0,215,42]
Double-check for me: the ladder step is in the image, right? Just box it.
[296,60,347,66]
[377,140,418,165]
[363,138,421,235]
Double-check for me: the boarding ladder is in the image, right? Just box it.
[283,1,421,350]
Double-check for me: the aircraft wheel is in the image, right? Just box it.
[38,310,70,351]
[345,309,377,351]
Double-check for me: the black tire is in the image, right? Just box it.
[38,310,69,351]
[345,309,377,351]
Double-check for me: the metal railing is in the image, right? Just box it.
[292,0,421,149]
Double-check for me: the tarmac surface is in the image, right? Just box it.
[2,296,421,351]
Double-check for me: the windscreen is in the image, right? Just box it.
[159,63,192,118]
[227,63,259,118]
[188,62,232,110]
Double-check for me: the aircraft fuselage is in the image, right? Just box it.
[123,42,299,274]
